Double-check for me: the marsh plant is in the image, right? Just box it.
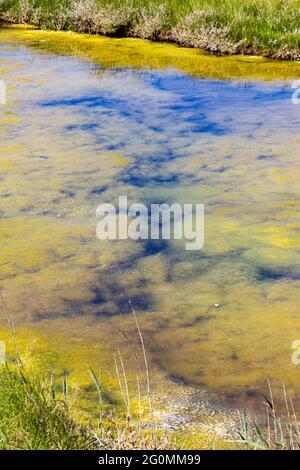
[1,0,300,59]
[237,382,300,450]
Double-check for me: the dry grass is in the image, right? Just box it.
[171,11,244,54]
[72,0,134,35]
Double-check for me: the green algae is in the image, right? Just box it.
[0,24,300,80]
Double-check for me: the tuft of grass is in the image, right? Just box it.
[236,381,300,450]
[0,0,300,59]
[0,366,96,450]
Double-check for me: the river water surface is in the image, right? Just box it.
[1,26,300,422]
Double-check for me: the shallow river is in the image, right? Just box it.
[1,26,300,417]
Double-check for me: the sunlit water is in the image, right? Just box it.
[1,26,300,413]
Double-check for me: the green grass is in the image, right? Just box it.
[0,0,300,58]
[0,367,96,449]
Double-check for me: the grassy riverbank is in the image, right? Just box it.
[1,359,300,450]
[0,0,300,59]
[0,366,177,450]
[0,318,297,450]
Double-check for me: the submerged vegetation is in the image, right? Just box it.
[0,0,300,59]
